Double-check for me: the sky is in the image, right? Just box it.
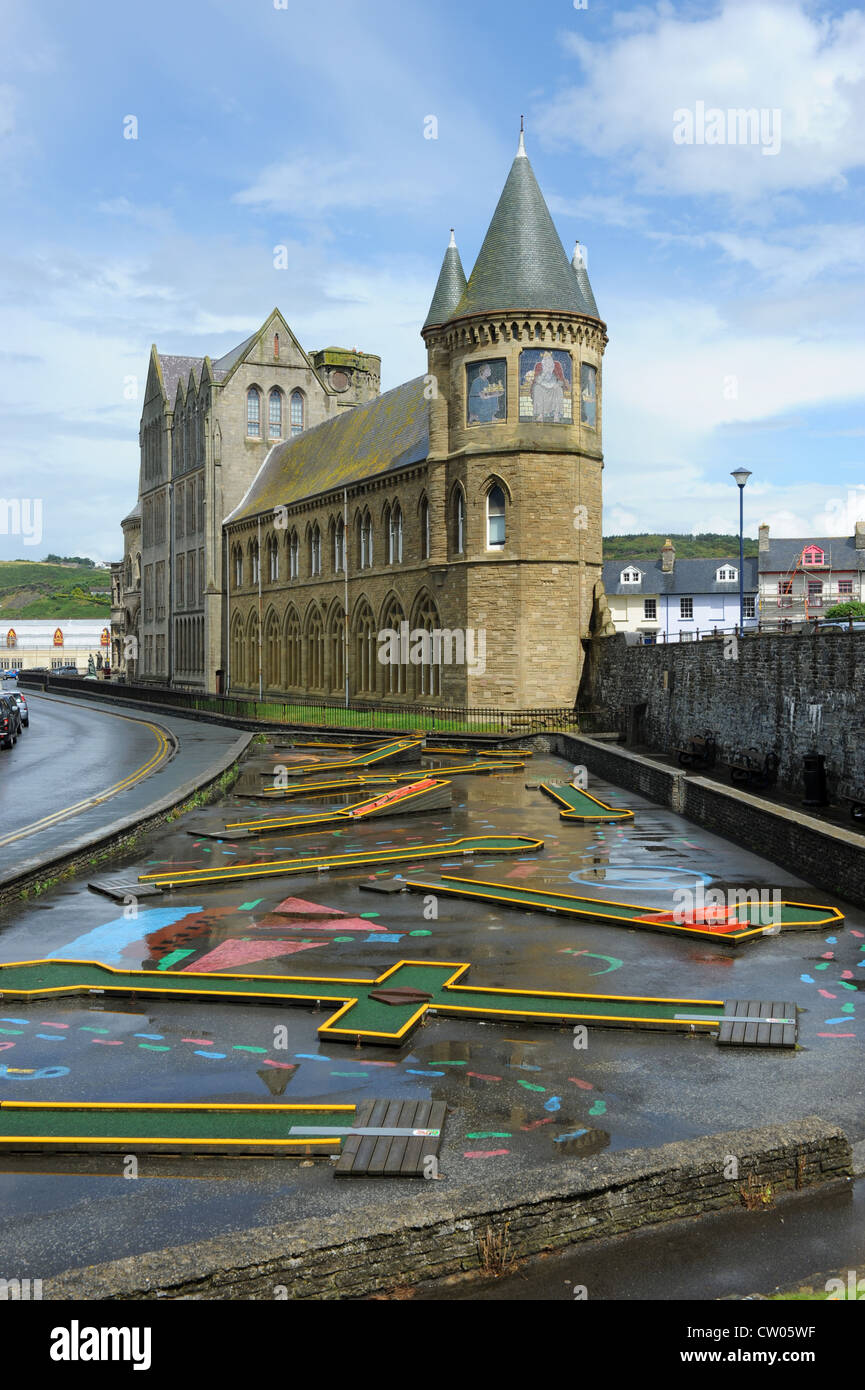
[0,0,863,562]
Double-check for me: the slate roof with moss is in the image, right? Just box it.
[449,140,600,323]
[226,376,429,525]
[423,236,468,330]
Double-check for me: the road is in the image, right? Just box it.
[0,690,245,885]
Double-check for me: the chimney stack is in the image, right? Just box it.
[660,537,675,573]
[758,522,770,553]
[855,519,865,550]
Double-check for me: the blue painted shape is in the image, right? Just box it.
[407,1069,444,1076]
[195,1051,226,1059]
[0,1018,28,1025]
[825,1017,855,1026]
[134,1033,165,1040]
[554,1129,588,1143]
[0,1065,69,1080]
[294,1054,331,1062]
[800,974,815,983]
[36,1034,66,1041]
[544,1096,562,1112]
[47,907,203,965]
[367,933,402,943]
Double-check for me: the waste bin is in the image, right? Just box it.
[802,752,828,807]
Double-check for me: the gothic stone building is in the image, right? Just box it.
[114,134,607,710]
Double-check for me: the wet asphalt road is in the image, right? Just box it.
[0,692,241,883]
[0,740,861,1287]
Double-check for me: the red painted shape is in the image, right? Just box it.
[183,939,325,972]
[272,896,343,917]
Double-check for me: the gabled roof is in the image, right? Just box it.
[759,536,865,573]
[423,231,468,331]
[602,556,758,596]
[211,331,259,380]
[225,376,429,524]
[157,354,205,402]
[448,134,601,324]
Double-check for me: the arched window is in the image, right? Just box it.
[412,592,441,698]
[247,387,261,437]
[380,597,407,694]
[264,609,280,688]
[230,613,245,687]
[327,604,345,693]
[358,510,373,569]
[454,488,466,555]
[6,629,17,649]
[247,612,259,688]
[250,538,260,585]
[309,523,322,576]
[288,529,299,579]
[290,391,304,436]
[284,608,302,687]
[268,389,283,439]
[353,600,377,696]
[305,608,324,688]
[388,504,403,564]
[267,534,279,583]
[420,498,430,560]
[334,517,345,573]
[232,545,243,588]
[487,484,506,549]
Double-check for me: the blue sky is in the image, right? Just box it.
[0,0,863,560]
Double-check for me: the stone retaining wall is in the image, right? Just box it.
[44,1117,850,1301]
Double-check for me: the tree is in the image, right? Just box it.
[823,600,865,621]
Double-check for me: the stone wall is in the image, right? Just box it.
[44,1117,850,1300]
[555,735,865,908]
[582,630,865,802]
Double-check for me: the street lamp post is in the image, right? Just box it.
[730,469,752,633]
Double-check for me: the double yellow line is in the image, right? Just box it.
[0,699,172,849]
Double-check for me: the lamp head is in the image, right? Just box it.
[731,468,752,489]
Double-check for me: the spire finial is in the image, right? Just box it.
[448,227,456,248]
[517,117,526,157]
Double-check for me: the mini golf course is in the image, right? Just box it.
[538,781,635,823]
[401,875,844,945]
[0,957,797,1048]
[137,836,543,889]
[278,738,423,774]
[255,760,526,797]
[219,777,452,837]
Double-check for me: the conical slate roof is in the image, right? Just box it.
[448,135,600,323]
[423,231,467,330]
[571,242,599,318]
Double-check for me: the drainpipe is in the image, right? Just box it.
[225,527,230,694]
[344,487,350,708]
[257,515,263,701]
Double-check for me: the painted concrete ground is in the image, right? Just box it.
[0,745,861,1277]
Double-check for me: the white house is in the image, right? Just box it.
[602,540,758,643]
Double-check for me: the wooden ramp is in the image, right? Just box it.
[334,1098,446,1177]
[716,1000,798,1048]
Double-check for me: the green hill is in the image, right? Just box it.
[603,532,758,562]
[0,560,112,619]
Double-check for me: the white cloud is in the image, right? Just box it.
[537,1,865,200]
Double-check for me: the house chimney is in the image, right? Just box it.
[758,522,770,553]
[855,519,865,550]
[660,538,675,573]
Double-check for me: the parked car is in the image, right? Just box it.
[0,694,22,748]
[815,620,865,632]
[9,691,28,727]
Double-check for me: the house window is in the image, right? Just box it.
[268,535,279,583]
[455,491,465,554]
[233,546,243,588]
[388,504,403,564]
[680,597,693,619]
[247,388,261,437]
[359,512,373,569]
[420,498,430,560]
[334,518,345,573]
[716,566,737,582]
[743,595,756,619]
[838,579,853,596]
[486,485,506,549]
[620,568,641,584]
[310,524,321,576]
[779,579,793,595]
[644,599,657,620]
[289,530,299,580]
[807,580,823,607]
[268,389,283,438]
[290,391,304,436]
[802,546,825,566]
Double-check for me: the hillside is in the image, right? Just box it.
[0,560,112,619]
[603,533,758,563]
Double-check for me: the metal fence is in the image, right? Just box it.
[19,673,580,736]
[632,617,864,645]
